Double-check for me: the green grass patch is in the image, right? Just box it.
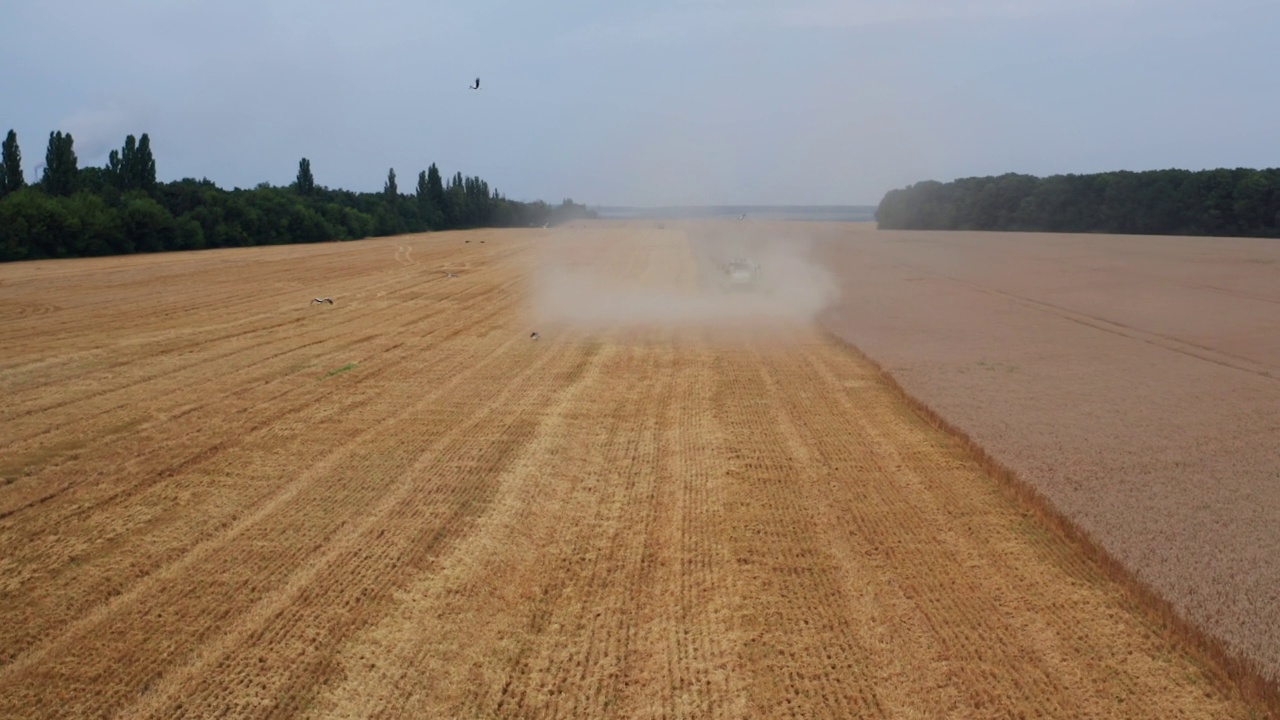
[325,362,357,378]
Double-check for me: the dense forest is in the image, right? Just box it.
[0,128,595,262]
[875,168,1280,238]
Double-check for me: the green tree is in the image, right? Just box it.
[136,133,157,194]
[105,133,155,194]
[2,129,24,197]
[0,189,79,258]
[106,149,122,189]
[415,169,442,230]
[65,192,124,256]
[444,171,467,228]
[77,166,113,195]
[122,194,177,253]
[1232,170,1275,235]
[876,168,1280,238]
[425,163,445,229]
[118,134,138,190]
[42,131,79,197]
[296,157,315,196]
[2,134,581,262]
[383,167,398,202]
[415,169,428,203]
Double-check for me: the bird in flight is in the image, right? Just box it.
[311,297,334,304]
[469,77,480,90]
[443,271,459,278]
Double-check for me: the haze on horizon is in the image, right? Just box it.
[2,0,1277,208]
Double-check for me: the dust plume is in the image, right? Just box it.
[528,221,840,334]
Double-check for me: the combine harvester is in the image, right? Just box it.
[720,257,764,293]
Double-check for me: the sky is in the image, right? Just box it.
[2,0,1278,206]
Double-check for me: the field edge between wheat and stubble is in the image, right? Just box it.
[818,335,1279,719]
[816,223,1280,714]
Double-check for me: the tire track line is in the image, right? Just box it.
[801,343,1245,716]
[772,342,1068,713]
[0,236,455,398]
[0,279,532,660]
[728,342,888,718]
[0,325,533,688]
[896,262,1277,379]
[614,344,747,719]
[1,254,459,422]
[0,275,524,525]
[119,332,596,719]
[577,342,674,717]
[300,343,618,720]
[0,265,530,516]
[489,342,673,719]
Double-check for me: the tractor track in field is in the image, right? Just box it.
[0,301,537,672]
[0,268,532,524]
[0,262,527,455]
[0,253,496,418]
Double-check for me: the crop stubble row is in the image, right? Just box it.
[0,226,1266,718]
[0,245,530,668]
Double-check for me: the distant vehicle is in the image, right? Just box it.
[721,258,760,291]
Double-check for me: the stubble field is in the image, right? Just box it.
[0,223,1267,718]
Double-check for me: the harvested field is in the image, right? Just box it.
[0,224,1268,718]
[817,224,1280,690]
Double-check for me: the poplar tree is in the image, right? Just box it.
[415,169,428,202]
[1,129,24,197]
[296,158,315,195]
[383,167,398,201]
[42,131,78,196]
[426,163,445,209]
[136,133,157,193]
[120,134,138,189]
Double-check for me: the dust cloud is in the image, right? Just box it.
[528,221,840,334]
[522,75,849,338]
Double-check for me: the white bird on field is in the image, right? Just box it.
[311,297,334,304]
[530,331,540,341]
[443,271,459,278]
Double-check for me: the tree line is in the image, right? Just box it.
[875,168,1280,238]
[0,128,595,262]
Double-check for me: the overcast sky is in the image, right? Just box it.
[2,0,1277,206]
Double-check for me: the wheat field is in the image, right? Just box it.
[0,224,1263,718]
[817,224,1280,692]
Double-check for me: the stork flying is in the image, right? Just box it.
[311,297,334,305]
[469,77,480,90]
